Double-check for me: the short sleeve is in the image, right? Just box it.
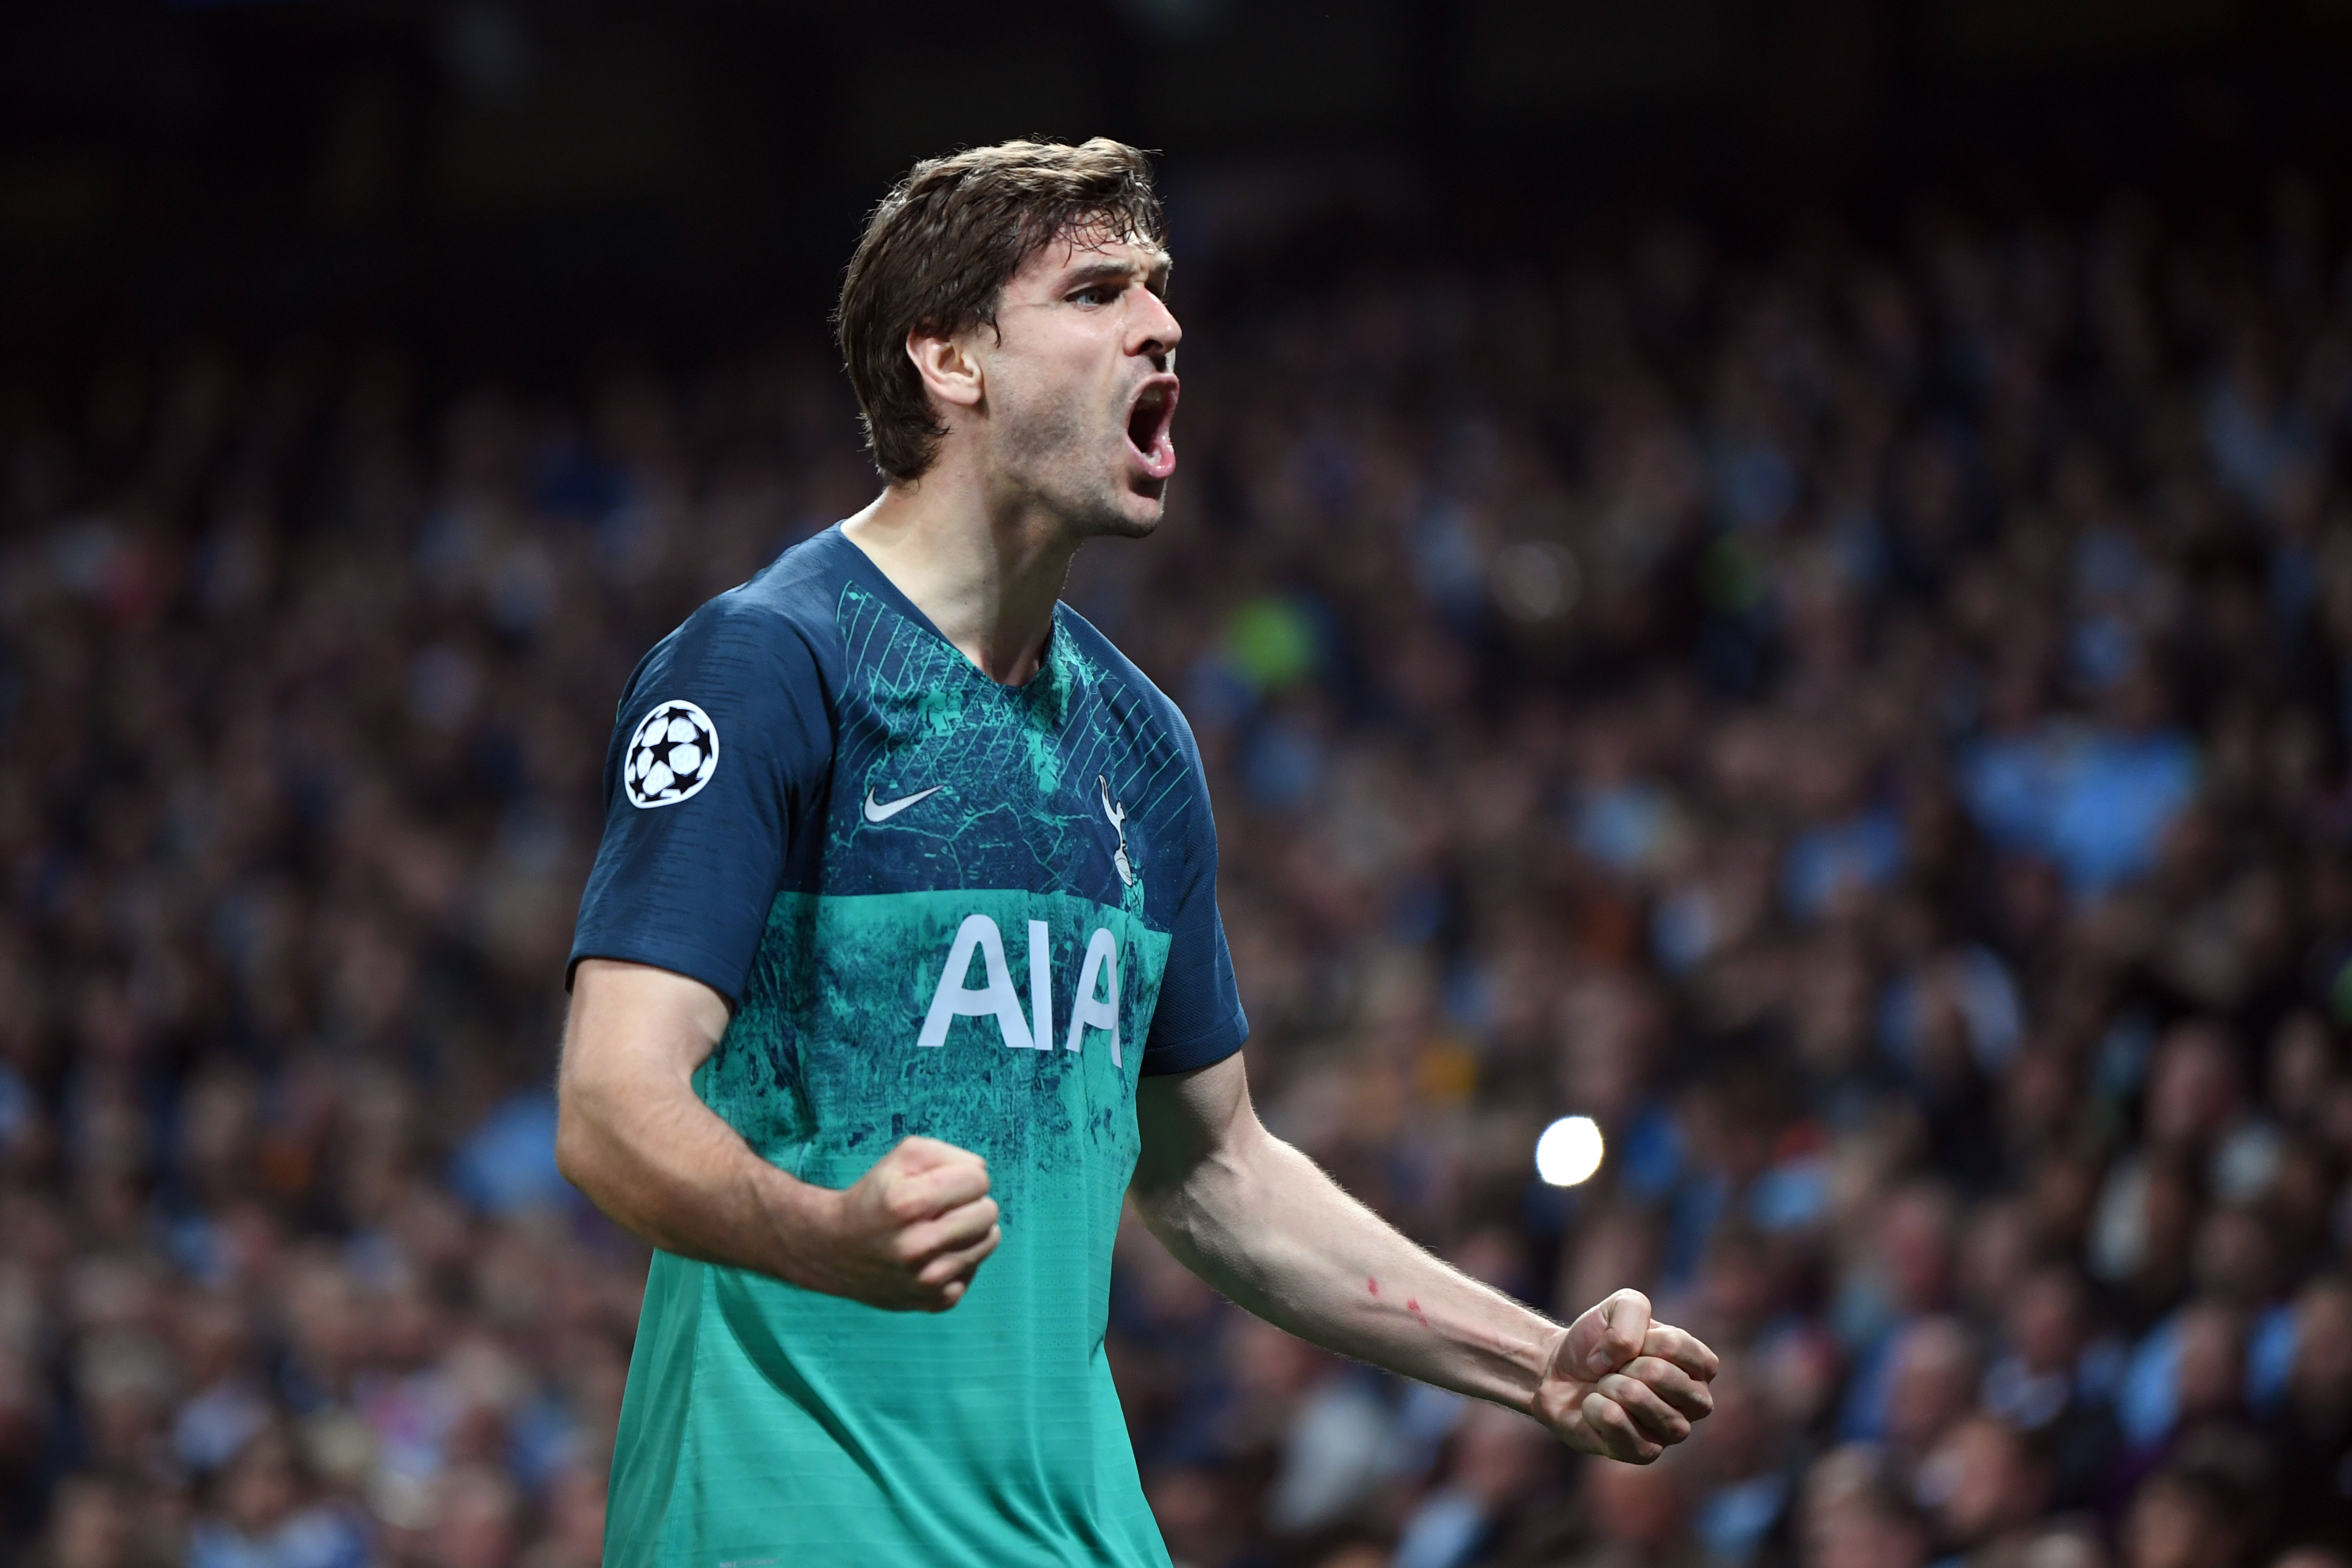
[568,600,831,1007]
[1140,720,1249,1075]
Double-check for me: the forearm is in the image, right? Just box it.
[1135,1127,1561,1414]
[559,959,1000,1313]
[557,1065,832,1283]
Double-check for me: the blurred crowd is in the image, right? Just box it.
[7,169,2352,1568]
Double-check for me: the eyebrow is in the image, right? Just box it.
[1060,255,1172,293]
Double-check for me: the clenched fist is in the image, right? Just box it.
[795,1137,1003,1312]
[1533,1289,1719,1463]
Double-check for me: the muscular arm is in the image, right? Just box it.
[556,957,1003,1311]
[1131,1052,1716,1462]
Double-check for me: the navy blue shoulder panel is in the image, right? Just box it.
[567,530,852,1004]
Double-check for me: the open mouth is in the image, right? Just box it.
[1124,376,1180,483]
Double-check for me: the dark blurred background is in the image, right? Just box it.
[10,4,2352,1568]
[11,0,2352,369]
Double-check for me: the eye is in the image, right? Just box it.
[1070,284,1119,306]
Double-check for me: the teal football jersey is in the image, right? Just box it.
[570,525,1248,1565]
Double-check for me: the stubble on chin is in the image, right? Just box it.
[1089,480,1165,540]
[993,391,1164,541]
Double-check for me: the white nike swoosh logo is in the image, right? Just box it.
[863,784,944,823]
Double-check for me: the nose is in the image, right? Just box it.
[1130,288,1181,368]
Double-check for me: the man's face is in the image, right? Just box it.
[966,229,1181,538]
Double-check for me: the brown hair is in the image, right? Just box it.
[834,138,1165,482]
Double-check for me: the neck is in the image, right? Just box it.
[841,461,1078,686]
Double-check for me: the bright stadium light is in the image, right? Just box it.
[1535,1116,1605,1187]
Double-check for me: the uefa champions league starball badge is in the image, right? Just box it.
[623,700,720,808]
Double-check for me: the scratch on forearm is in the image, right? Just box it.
[1366,1275,1431,1331]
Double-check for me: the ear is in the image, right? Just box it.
[905,326,986,416]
